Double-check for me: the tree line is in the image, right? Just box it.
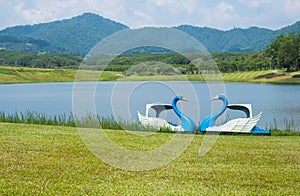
[0,32,299,73]
[0,49,81,68]
[105,32,300,74]
[106,52,272,74]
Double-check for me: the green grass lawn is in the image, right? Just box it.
[222,70,271,82]
[116,70,300,84]
[221,70,300,84]
[0,123,299,195]
[0,66,122,84]
[0,66,300,84]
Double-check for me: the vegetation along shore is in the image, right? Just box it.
[0,111,299,135]
[0,66,299,84]
[0,33,299,84]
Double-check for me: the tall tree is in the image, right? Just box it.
[266,33,299,71]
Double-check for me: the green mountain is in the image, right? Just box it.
[175,23,300,52]
[268,21,300,41]
[0,13,128,55]
[0,34,67,53]
[0,13,299,54]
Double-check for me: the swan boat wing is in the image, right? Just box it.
[146,104,173,117]
[137,111,184,132]
[206,112,262,133]
[227,104,252,118]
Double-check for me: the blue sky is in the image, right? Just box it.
[0,0,299,30]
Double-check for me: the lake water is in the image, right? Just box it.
[0,82,299,130]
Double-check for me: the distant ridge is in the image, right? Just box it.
[0,34,67,53]
[174,25,273,52]
[0,13,128,55]
[0,13,299,55]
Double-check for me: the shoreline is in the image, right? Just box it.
[0,121,299,135]
[0,66,299,85]
[0,111,299,134]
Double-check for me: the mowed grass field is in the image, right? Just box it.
[0,66,122,84]
[221,70,300,84]
[0,66,300,84]
[115,70,300,84]
[222,71,271,82]
[0,123,299,195]
[119,69,300,84]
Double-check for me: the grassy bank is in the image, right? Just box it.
[122,70,300,84]
[0,66,122,84]
[0,66,300,84]
[0,110,299,134]
[0,123,299,195]
[221,70,300,84]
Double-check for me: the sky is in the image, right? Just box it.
[0,0,300,30]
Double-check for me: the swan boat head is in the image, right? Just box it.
[172,95,197,132]
[200,94,228,131]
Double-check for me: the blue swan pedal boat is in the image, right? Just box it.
[200,94,270,134]
[137,96,197,132]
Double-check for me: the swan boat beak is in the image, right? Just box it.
[210,95,218,102]
[181,97,188,102]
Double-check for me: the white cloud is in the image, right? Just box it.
[13,2,52,24]
[239,0,272,7]
[133,9,154,25]
[0,0,88,29]
[234,0,300,29]
[0,0,299,30]
[152,0,199,14]
[284,0,300,17]
[199,1,239,29]
[216,1,234,12]
[84,0,123,17]
[155,0,174,6]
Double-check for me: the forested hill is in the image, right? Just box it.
[0,13,128,55]
[175,26,273,52]
[0,34,67,54]
[0,13,299,55]
[175,21,300,52]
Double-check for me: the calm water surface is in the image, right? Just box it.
[0,82,299,130]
